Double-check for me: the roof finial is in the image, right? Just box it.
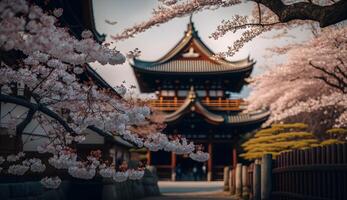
[186,13,196,36]
[189,13,193,24]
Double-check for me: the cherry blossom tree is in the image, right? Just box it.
[0,0,208,189]
[247,26,347,132]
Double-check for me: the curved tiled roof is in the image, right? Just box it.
[131,21,255,74]
[164,98,225,123]
[227,110,271,125]
[161,88,269,125]
[133,59,254,74]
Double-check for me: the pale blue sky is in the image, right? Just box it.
[92,0,313,98]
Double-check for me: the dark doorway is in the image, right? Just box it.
[175,154,207,181]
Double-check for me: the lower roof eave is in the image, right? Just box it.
[225,110,270,126]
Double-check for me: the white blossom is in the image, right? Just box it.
[81,30,93,39]
[68,166,96,180]
[99,165,114,178]
[189,151,209,162]
[53,8,63,18]
[73,67,84,74]
[6,152,25,162]
[29,158,46,173]
[49,153,78,169]
[128,169,145,180]
[8,164,29,175]
[40,176,62,189]
[113,171,128,182]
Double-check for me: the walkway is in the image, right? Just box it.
[142,181,231,200]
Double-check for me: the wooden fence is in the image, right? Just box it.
[272,144,347,200]
[225,143,347,200]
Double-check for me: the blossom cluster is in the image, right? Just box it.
[27,158,46,173]
[6,152,25,162]
[4,155,46,175]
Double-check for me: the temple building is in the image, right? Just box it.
[131,20,269,181]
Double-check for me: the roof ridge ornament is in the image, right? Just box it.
[188,86,196,101]
[182,47,200,58]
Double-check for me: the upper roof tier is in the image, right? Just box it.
[131,21,255,75]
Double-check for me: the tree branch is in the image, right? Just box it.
[309,61,347,93]
[336,58,347,78]
[314,76,345,93]
[0,94,75,134]
[256,0,347,27]
[16,108,36,135]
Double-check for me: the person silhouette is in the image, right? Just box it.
[193,165,198,181]
[176,164,182,180]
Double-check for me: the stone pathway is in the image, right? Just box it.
[142,181,231,200]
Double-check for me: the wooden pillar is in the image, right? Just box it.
[242,165,250,199]
[207,143,213,181]
[146,150,151,165]
[171,152,176,181]
[261,154,272,200]
[235,163,242,197]
[223,166,230,191]
[253,163,261,200]
[229,168,235,195]
[233,147,237,167]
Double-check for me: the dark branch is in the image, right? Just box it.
[336,58,347,78]
[256,0,347,27]
[309,61,347,93]
[16,108,36,135]
[257,2,262,24]
[0,94,75,134]
[313,76,345,93]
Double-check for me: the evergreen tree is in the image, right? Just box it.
[241,124,347,160]
[241,123,319,160]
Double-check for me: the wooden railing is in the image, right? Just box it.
[224,143,347,200]
[148,99,245,111]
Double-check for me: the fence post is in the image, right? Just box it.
[223,166,230,191]
[261,154,272,200]
[229,168,235,195]
[253,163,261,200]
[235,163,242,197]
[242,165,250,199]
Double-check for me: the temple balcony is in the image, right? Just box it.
[147,98,246,111]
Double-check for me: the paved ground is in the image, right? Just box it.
[142,181,231,200]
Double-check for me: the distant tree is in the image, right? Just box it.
[247,26,347,132]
